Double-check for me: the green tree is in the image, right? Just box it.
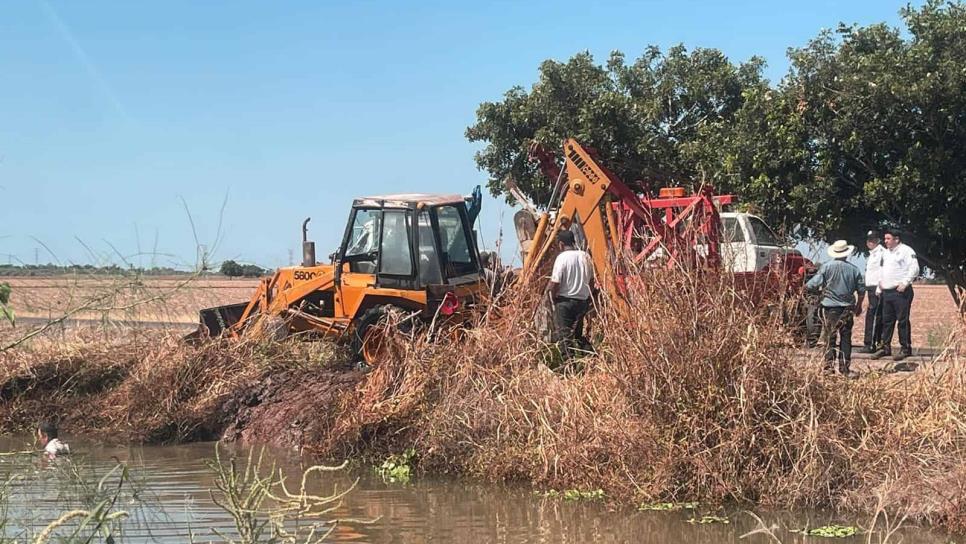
[707,1,966,302]
[467,1,966,303]
[240,264,267,278]
[220,260,244,278]
[465,46,765,206]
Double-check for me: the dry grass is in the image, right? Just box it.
[0,329,342,443]
[1,263,965,532]
[312,264,966,531]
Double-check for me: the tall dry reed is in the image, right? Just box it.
[2,260,963,530]
[318,263,966,530]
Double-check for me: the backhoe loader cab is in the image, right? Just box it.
[193,193,485,364]
[338,194,482,290]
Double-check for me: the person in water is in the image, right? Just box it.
[36,421,70,458]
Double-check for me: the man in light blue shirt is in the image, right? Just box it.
[806,240,866,377]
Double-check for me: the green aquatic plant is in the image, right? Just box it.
[0,282,13,327]
[0,476,9,542]
[687,515,729,524]
[539,489,605,501]
[207,444,356,543]
[34,463,133,544]
[376,448,416,484]
[792,525,861,538]
[638,501,699,511]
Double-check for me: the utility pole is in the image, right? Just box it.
[288,248,294,266]
[34,248,39,265]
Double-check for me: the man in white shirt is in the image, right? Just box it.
[860,230,886,353]
[36,421,70,459]
[871,228,920,362]
[549,230,594,361]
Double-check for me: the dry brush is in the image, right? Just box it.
[1,265,964,531]
[314,266,966,531]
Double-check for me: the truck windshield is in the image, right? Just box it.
[748,216,782,247]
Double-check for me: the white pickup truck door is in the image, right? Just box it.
[721,214,787,273]
[744,215,785,270]
[721,215,755,273]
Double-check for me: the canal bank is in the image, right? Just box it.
[2,276,965,536]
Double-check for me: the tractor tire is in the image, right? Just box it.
[351,305,415,366]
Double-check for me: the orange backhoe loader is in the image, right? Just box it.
[192,193,486,363]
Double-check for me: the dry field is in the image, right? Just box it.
[3,276,961,338]
[2,276,962,350]
[902,284,964,349]
[2,275,259,325]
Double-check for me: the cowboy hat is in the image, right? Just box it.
[826,240,855,259]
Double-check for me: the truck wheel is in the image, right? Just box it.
[351,305,414,365]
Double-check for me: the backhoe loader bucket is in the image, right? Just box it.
[184,302,249,341]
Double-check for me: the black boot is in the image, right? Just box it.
[870,348,891,360]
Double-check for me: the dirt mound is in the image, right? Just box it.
[221,367,363,448]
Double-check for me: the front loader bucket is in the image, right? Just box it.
[184,302,250,342]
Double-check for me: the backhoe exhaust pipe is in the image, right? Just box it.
[302,217,316,267]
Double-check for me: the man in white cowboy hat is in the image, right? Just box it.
[806,240,866,376]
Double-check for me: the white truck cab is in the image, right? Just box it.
[720,212,800,274]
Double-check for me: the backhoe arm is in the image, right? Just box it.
[521,139,650,291]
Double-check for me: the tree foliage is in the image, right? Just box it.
[467,1,966,298]
[0,264,192,277]
[240,264,267,278]
[220,260,244,278]
[220,260,267,278]
[466,46,765,206]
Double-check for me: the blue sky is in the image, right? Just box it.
[1,1,914,270]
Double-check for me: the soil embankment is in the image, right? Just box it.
[0,330,361,445]
[220,366,362,447]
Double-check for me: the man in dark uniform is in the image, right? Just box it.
[871,229,920,363]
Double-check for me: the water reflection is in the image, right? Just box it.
[0,436,950,543]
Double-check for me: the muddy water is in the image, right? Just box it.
[0,436,951,543]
